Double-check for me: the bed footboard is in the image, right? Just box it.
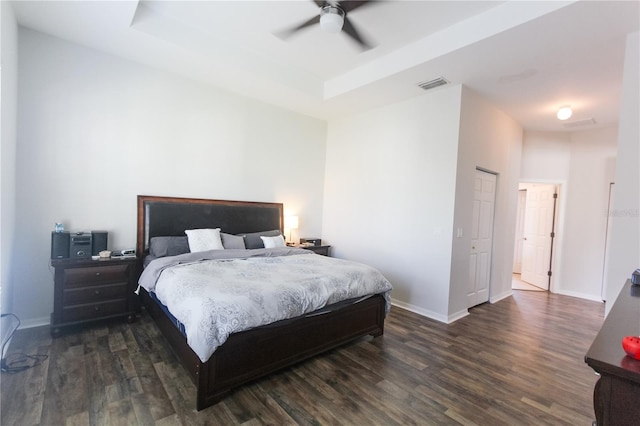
[141,290,386,411]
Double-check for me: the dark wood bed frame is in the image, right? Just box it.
[136,195,387,410]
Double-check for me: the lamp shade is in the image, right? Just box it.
[284,215,299,230]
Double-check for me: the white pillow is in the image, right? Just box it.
[260,234,286,248]
[185,228,224,252]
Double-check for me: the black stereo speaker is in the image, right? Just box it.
[91,231,108,255]
[70,232,92,259]
[51,231,70,259]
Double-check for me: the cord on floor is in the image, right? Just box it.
[1,313,49,374]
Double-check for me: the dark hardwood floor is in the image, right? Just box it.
[1,290,604,425]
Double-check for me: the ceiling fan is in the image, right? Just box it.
[277,0,376,51]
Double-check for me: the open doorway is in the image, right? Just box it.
[512,182,559,292]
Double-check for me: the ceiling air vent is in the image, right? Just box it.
[562,118,596,129]
[417,77,449,91]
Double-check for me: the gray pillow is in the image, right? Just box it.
[242,230,282,249]
[149,236,190,257]
[221,233,246,249]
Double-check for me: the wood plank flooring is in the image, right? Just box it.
[1,290,604,425]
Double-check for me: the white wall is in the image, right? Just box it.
[604,31,640,312]
[1,0,19,351]
[323,85,462,322]
[520,127,618,302]
[563,127,617,300]
[521,132,571,181]
[323,85,523,322]
[450,87,523,316]
[14,29,328,325]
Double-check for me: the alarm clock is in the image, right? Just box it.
[632,269,640,285]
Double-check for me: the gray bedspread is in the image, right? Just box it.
[138,248,393,362]
[139,247,309,292]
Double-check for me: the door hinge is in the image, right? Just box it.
[553,193,558,199]
[550,232,555,238]
[547,270,552,277]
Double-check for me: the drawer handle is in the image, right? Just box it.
[95,290,101,295]
[94,306,100,311]
[95,272,101,276]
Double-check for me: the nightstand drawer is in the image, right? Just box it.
[63,283,128,305]
[51,257,139,337]
[303,245,331,256]
[62,299,127,323]
[63,264,130,288]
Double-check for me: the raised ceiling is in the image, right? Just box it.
[11,0,640,131]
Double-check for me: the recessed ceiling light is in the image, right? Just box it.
[557,105,573,120]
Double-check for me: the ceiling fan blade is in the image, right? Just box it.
[338,1,372,13]
[342,17,373,50]
[312,0,326,7]
[276,15,321,39]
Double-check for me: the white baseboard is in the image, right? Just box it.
[390,299,469,324]
[490,290,513,304]
[446,308,469,323]
[17,316,50,329]
[553,289,604,303]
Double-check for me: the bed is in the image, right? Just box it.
[136,195,391,410]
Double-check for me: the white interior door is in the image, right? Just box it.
[512,189,526,274]
[521,184,556,290]
[468,170,496,308]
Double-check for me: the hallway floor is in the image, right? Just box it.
[512,273,546,292]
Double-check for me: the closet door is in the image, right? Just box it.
[468,169,496,308]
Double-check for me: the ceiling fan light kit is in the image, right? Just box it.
[320,5,345,33]
[278,0,375,51]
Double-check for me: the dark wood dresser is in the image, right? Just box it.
[585,279,640,425]
[50,257,138,336]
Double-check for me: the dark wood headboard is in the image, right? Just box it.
[136,195,283,256]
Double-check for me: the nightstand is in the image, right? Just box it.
[301,245,331,256]
[50,257,139,336]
